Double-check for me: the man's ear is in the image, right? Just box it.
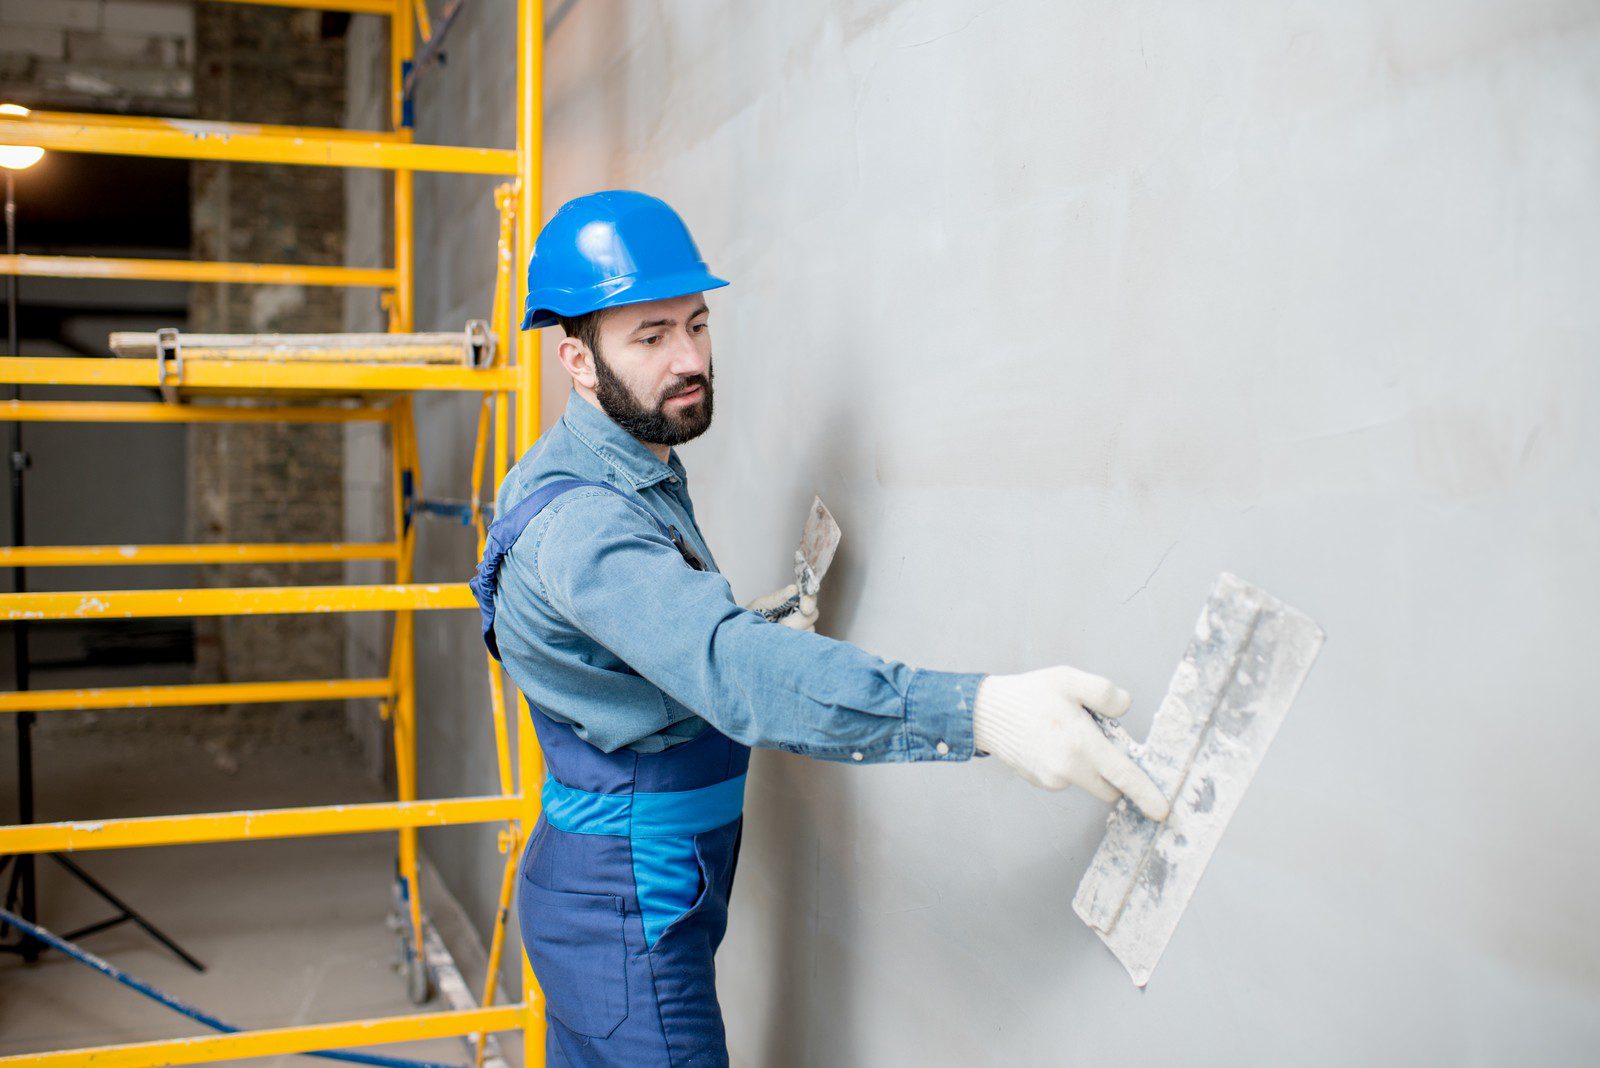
[555,335,598,390]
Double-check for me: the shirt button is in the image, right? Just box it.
[935,741,950,756]
[851,751,864,761]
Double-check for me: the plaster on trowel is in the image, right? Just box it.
[1073,573,1325,987]
[758,496,842,623]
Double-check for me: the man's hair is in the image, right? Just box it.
[557,311,605,360]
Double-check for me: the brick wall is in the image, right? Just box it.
[341,12,394,780]
[188,5,349,737]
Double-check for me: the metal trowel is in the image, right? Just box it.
[1073,573,1325,987]
[758,496,842,623]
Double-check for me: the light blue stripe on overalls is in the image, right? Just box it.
[542,773,747,947]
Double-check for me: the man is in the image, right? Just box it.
[471,190,1168,1067]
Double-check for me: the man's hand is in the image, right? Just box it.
[973,666,1170,821]
[742,583,818,632]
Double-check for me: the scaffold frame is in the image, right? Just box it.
[0,0,547,1064]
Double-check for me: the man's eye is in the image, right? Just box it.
[691,322,708,333]
[640,335,661,345]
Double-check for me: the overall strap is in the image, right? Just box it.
[470,477,705,661]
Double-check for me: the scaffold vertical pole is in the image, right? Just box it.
[392,0,416,334]
[516,0,547,1060]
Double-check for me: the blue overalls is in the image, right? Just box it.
[473,478,747,1067]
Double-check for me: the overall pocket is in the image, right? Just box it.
[517,881,629,1038]
[657,837,712,944]
[631,834,707,949]
[654,827,737,950]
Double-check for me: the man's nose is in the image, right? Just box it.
[666,329,708,376]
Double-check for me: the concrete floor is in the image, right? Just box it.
[0,712,522,1067]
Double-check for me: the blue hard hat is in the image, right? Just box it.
[521,190,729,330]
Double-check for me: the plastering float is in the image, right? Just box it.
[1074,572,1324,987]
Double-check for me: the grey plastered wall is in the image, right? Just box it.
[381,2,1598,1063]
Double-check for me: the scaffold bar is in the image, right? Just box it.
[0,582,476,621]
[0,796,522,854]
[0,108,413,142]
[0,356,516,392]
[0,678,393,714]
[205,0,397,16]
[0,400,388,424]
[0,254,396,288]
[0,1005,524,1068]
[0,541,399,567]
[0,111,518,175]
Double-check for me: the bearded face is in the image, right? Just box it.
[592,349,713,446]
[561,293,717,447]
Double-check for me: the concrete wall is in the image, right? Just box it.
[0,0,193,114]
[390,2,1598,1062]
[343,1,517,946]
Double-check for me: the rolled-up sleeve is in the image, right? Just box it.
[513,488,981,764]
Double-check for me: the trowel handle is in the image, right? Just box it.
[1087,709,1142,761]
[760,561,823,622]
[758,593,802,623]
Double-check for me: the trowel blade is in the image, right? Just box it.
[794,496,842,594]
[1072,573,1325,987]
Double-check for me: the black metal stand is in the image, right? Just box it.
[0,167,203,972]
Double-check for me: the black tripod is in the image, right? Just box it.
[0,165,202,972]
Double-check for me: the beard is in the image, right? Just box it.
[593,352,715,447]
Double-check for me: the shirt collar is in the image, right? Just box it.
[561,388,683,491]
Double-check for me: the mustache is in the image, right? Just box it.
[660,375,710,403]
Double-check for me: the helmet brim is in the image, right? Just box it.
[522,271,730,331]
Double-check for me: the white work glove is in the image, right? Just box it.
[973,666,1170,821]
[742,583,818,632]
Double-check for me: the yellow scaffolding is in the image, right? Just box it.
[0,1,545,1065]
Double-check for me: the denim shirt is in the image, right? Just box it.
[490,388,983,762]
